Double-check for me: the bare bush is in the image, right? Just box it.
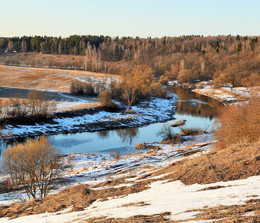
[158,124,176,139]
[70,80,105,96]
[98,90,118,109]
[1,136,63,199]
[6,98,30,118]
[28,91,56,118]
[109,150,121,160]
[215,96,260,149]
[0,91,55,122]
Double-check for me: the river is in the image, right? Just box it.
[1,87,222,156]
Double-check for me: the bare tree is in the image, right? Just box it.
[122,84,137,110]
[1,136,63,199]
[84,49,88,71]
[21,40,27,52]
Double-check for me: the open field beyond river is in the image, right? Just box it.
[0,65,119,112]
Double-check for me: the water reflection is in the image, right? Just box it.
[97,130,110,138]
[115,128,139,144]
[170,87,222,118]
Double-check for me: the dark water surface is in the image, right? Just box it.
[1,88,222,156]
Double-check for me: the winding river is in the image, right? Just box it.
[1,87,222,156]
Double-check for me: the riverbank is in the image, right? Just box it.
[1,94,178,139]
[1,134,259,222]
[0,133,214,209]
[192,81,260,104]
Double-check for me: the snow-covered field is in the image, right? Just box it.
[61,176,259,222]
[2,176,259,222]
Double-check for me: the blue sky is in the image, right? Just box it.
[1,0,259,37]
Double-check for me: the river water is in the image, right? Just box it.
[1,87,222,156]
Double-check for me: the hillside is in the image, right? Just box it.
[0,136,259,222]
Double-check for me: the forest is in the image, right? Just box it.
[0,35,259,87]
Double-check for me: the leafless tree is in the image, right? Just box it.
[1,136,63,199]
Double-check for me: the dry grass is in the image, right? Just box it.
[83,212,172,223]
[0,139,259,221]
[0,178,150,219]
[121,201,150,207]
[145,139,260,185]
[183,199,260,222]
[215,95,260,149]
[135,143,162,151]
[0,64,117,93]
[179,127,206,136]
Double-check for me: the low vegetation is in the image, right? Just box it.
[0,91,56,125]
[98,90,118,110]
[158,124,176,140]
[71,65,166,109]
[158,124,206,144]
[215,95,260,149]
[179,127,206,136]
[70,80,105,96]
[1,136,62,199]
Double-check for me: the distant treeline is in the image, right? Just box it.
[0,35,258,59]
[1,35,259,86]
[0,35,106,55]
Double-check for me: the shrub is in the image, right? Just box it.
[151,82,166,98]
[1,136,63,199]
[70,80,98,96]
[109,150,121,160]
[0,92,56,122]
[6,98,30,118]
[158,124,176,140]
[215,96,260,149]
[98,90,118,109]
[178,69,199,83]
[28,91,56,118]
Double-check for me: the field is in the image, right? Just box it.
[0,64,118,112]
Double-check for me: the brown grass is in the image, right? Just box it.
[0,139,259,221]
[0,64,117,93]
[83,212,172,223]
[215,96,260,149]
[184,199,260,222]
[0,179,150,219]
[145,139,260,185]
